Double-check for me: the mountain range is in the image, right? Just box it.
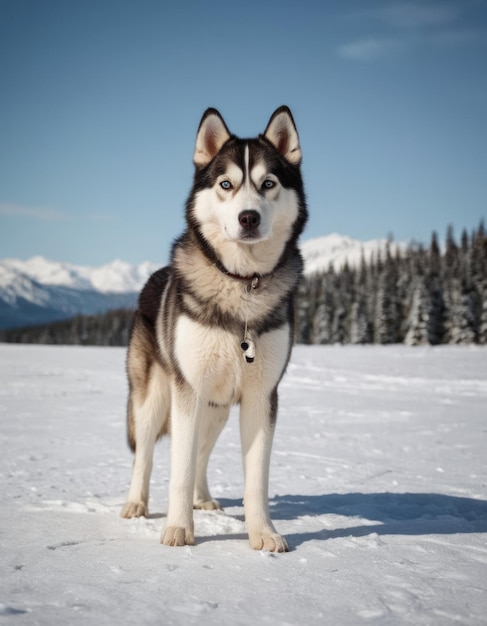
[0,234,402,330]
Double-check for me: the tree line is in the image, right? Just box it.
[0,309,134,346]
[296,222,486,345]
[1,223,486,347]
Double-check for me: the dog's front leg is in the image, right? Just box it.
[161,385,200,546]
[239,388,289,553]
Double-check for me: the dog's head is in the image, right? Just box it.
[186,107,307,274]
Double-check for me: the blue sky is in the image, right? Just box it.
[1,0,486,266]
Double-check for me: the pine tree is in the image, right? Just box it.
[405,246,429,345]
[425,232,445,344]
[330,263,353,343]
[295,276,313,343]
[375,242,401,344]
[350,254,373,344]
[369,252,381,343]
[443,226,460,343]
[309,270,334,344]
[444,229,477,344]
[471,221,487,344]
[398,243,420,342]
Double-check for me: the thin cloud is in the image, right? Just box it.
[337,3,483,61]
[0,203,68,221]
[341,2,461,28]
[0,203,113,222]
[336,38,399,61]
[429,28,487,47]
[379,2,460,28]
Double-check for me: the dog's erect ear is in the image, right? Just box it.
[194,108,232,167]
[263,106,302,165]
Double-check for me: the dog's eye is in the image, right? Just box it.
[262,179,275,190]
[220,180,232,190]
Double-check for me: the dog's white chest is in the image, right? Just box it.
[174,316,243,402]
[174,315,291,406]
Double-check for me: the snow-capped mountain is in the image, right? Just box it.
[301,233,405,275]
[0,235,405,330]
[0,258,159,330]
[1,256,158,294]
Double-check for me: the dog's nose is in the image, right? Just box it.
[239,210,260,230]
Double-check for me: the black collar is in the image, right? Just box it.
[213,259,262,290]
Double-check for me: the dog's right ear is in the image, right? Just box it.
[194,108,232,167]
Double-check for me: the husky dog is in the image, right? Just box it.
[121,106,307,552]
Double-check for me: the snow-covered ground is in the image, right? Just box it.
[1,344,486,625]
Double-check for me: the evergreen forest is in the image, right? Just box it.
[297,223,487,345]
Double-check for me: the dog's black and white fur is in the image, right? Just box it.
[121,106,307,551]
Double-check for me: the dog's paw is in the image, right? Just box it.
[249,532,289,553]
[120,501,148,519]
[193,499,223,511]
[161,526,195,547]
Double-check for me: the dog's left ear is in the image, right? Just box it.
[263,106,302,165]
[194,108,232,167]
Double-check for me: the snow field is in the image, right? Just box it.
[0,344,486,625]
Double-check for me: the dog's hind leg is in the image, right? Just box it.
[193,403,229,510]
[121,362,169,518]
